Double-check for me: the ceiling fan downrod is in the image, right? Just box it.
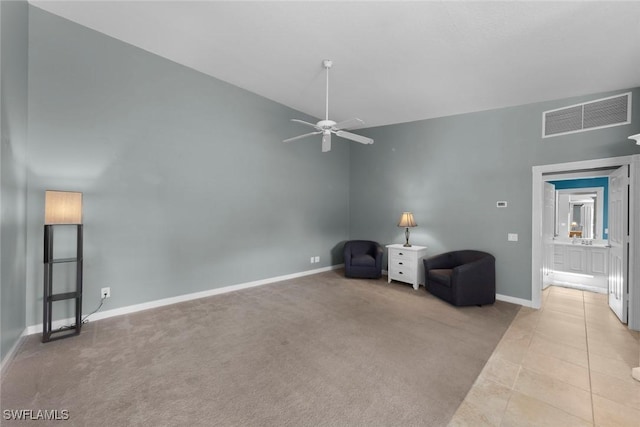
[323,59,332,121]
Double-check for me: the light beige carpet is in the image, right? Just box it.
[1,270,519,426]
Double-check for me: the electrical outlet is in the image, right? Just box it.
[314,256,320,263]
[101,287,111,298]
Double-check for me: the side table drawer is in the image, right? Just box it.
[389,267,417,284]
[389,258,416,269]
[389,248,417,261]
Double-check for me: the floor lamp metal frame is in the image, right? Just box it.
[42,224,83,343]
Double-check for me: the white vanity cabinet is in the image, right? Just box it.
[553,242,609,291]
[564,246,588,273]
[589,247,609,275]
[554,244,608,275]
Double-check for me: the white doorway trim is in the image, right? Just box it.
[531,154,640,331]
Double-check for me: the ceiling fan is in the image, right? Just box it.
[284,60,374,153]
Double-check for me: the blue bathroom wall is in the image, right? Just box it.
[548,177,609,239]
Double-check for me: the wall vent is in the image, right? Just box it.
[543,92,631,138]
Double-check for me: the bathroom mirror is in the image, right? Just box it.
[555,187,604,240]
[568,194,596,239]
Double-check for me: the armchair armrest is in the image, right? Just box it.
[452,256,490,277]
[452,256,495,290]
[423,252,456,271]
[373,243,384,258]
[374,243,384,268]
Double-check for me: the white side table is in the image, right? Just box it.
[386,244,428,290]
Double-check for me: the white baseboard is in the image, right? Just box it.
[1,328,28,376]
[385,271,533,309]
[20,266,534,338]
[25,264,344,336]
[551,271,608,291]
[496,293,534,308]
[548,280,607,294]
[386,271,533,308]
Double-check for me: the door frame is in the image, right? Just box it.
[531,154,640,330]
[542,182,556,290]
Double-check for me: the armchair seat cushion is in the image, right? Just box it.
[343,240,383,279]
[428,269,452,287]
[352,254,376,267]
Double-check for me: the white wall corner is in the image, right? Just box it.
[496,293,534,308]
[0,328,28,376]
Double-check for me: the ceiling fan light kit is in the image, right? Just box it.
[284,60,374,152]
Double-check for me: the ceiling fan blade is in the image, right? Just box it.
[336,130,374,145]
[291,119,320,130]
[322,133,331,152]
[283,131,322,143]
[333,118,364,130]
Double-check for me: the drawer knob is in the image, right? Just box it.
[399,262,403,265]
[399,271,403,275]
[399,252,404,256]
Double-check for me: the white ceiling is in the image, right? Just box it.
[30,1,640,129]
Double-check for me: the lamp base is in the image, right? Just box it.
[404,227,412,247]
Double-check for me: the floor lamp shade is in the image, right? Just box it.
[45,191,83,225]
[43,190,84,342]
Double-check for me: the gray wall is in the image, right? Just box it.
[24,8,350,326]
[1,0,29,361]
[350,89,640,300]
[7,5,640,335]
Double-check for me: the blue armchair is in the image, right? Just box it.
[343,240,384,279]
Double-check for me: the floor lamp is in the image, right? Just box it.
[43,190,83,343]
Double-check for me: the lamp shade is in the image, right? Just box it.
[397,212,417,228]
[629,134,640,145]
[45,191,83,224]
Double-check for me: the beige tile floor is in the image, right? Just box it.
[449,285,640,426]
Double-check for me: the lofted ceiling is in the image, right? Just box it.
[30,1,640,129]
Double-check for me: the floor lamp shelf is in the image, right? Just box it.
[42,224,83,343]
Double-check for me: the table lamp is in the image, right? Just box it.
[397,212,417,247]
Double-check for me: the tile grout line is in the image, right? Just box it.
[531,287,596,424]
[582,290,596,425]
[550,287,596,424]
[498,291,547,427]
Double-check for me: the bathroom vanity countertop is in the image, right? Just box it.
[553,240,609,248]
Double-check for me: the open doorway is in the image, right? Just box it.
[543,167,625,321]
[532,155,640,331]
